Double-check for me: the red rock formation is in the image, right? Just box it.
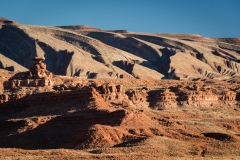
[152,89,178,109]
[4,57,53,89]
[98,83,128,104]
[1,77,240,155]
[127,89,149,107]
[221,91,237,101]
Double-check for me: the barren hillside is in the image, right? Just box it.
[1,20,240,80]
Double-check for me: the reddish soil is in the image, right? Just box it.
[1,73,240,159]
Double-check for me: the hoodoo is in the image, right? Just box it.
[4,56,53,89]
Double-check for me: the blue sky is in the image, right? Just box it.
[1,0,240,38]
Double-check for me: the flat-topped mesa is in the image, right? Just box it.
[4,57,53,89]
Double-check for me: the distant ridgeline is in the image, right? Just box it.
[57,25,129,33]
[0,17,18,25]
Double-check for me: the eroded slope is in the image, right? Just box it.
[1,21,240,80]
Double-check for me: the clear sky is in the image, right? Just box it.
[1,0,240,38]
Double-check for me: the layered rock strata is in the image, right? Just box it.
[4,57,53,89]
[1,76,240,109]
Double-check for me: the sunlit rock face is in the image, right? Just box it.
[3,57,53,90]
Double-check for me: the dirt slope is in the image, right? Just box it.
[0,20,240,80]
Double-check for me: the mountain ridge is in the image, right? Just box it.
[1,18,240,80]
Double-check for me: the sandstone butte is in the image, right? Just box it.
[0,18,240,159]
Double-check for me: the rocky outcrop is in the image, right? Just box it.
[146,80,240,110]
[4,57,53,89]
[151,89,178,110]
[156,89,219,109]
[97,83,129,106]
[221,91,237,101]
[1,77,240,152]
[0,93,25,104]
[126,89,149,107]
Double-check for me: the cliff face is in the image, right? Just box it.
[2,75,240,107]
[1,20,240,80]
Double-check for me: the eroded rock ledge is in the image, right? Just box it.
[1,73,240,151]
[1,77,240,110]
